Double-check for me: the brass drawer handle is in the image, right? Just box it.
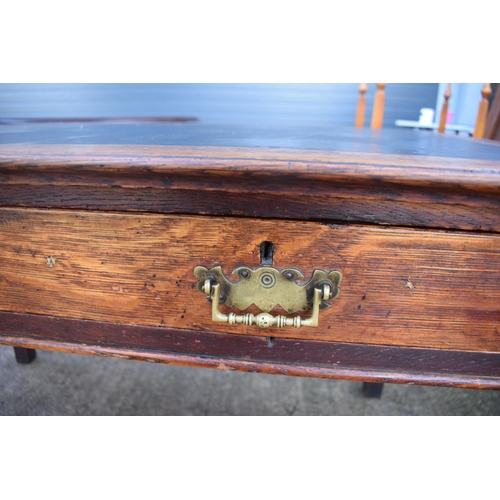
[194,265,342,329]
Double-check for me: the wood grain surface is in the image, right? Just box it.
[2,313,500,388]
[1,144,499,231]
[1,208,499,352]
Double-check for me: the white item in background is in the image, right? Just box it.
[419,108,435,126]
[395,119,473,136]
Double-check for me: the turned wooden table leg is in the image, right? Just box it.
[362,382,384,398]
[13,347,37,364]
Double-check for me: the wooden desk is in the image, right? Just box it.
[1,123,499,389]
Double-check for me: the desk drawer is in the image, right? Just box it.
[1,208,499,353]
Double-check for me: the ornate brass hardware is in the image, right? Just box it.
[194,265,342,329]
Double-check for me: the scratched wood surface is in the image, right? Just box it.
[1,144,500,231]
[1,208,499,352]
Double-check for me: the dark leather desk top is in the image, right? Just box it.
[1,121,500,161]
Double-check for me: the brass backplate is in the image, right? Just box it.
[194,265,342,313]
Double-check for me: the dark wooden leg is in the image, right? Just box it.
[362,382,384,398]
[13,347,37,364]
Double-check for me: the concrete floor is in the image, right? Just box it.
[1,345,499,415]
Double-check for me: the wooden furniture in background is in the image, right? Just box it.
[431,83,497,138]
[485,85,500,141]
[355,84,387,129]
[370,83,386,129]
[355,83,368,128]
[473,83,492,139]
[438,83,452,133]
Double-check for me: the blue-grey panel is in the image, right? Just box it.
[0,83,438,128]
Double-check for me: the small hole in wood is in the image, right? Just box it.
[266,336,276,347]
[260,241,274,265]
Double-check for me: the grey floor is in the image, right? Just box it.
[1,345,499,416]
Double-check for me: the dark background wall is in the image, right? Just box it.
[0,84,438,128]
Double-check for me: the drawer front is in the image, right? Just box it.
[1,208,499,352]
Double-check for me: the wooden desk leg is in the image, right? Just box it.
[13,347,37,364]
[362,382,384,398]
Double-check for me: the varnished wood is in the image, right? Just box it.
[1,144,499,232]
[473,84,492,139]
[355,84,368,128]
[3,184,500,232]
[371,84,386,129]
[1,208,499,352]
[2,142,499,173]
[1,120,499,391]
[438,83,452,134]
[1,313,500,389]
